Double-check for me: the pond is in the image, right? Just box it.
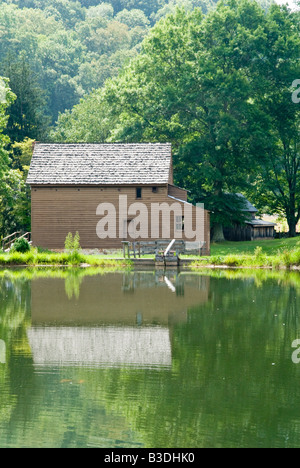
[0,267,300,448]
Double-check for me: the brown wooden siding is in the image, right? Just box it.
[31,185,210,253]
[224,224,275,241]
[168,184,188,202]
[252,226,275,240]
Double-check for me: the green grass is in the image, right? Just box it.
[210,237,300,256]
[0,250,132,268]
[193,237,300,269]
[1,237,299,269]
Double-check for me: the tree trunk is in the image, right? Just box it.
[287,216,297,238]
[212,223,225,242]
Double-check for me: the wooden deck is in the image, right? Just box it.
[122,239,206,268]
[130,257,197,269]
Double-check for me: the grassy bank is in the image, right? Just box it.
[210,237,299,256]
[1,237,299,269]
[0,251,131,268]
[194,238,300,269]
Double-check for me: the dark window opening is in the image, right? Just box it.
[152,186,158,193]
[136,188,142,199]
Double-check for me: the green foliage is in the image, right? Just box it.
[210,237,300,257]
[0,77,16,175]
[0,164,31,238]
[244,3,300,237]
[64,231,82,264]
[0,250,131,267]
[0,79,29,238]
[254,246,264,260]
[1,0,264,127]
[65,231,81,253]
[2,56,50,142]
[64,232,73,252]
[11,137,34,172]
[1,268,300,447]
[0,0,292,243]
[0,0,186,126]
[57,0,289,237]
[11,237,30,253]
[55,0,297,239]
[194,238,300,268]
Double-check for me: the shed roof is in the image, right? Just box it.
[236,193,258,213]
[246,219,276,227]
[27,143,172,186]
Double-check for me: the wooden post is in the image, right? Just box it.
[133,242,136,259]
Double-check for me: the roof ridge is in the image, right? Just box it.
[34,142,172,145]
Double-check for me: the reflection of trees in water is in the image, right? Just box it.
[94,274,300,448]
[64,270,84,300]
[0,269,300,447]
[0,273,32,429]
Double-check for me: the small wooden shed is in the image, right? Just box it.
[224,194,276,241]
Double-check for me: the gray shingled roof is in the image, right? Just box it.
[246,219,276,227]
[236,193,258,213]
[27,143,172,186]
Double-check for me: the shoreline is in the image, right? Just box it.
[0,244,299,270]
[0,260,299,271]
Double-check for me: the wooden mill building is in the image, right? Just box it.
[27,143,210,253]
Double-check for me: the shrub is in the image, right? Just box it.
[254,246,263,259]
[209,255,223,265]
[223,254,243,267]
[65,232,81,253]
[11,238,30,253]
[64,232,83,265]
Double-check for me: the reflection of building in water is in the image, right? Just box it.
[31,272,209,326]
[29,272,209,369]
[27,327,172,368]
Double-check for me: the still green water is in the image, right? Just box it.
[0,267,300,448]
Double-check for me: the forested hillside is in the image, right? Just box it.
[0,0,220,139]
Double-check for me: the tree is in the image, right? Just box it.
[0,78,26,239]
[42,0,85,29]
[115,8,150,28]
[3,57,50,142]
[91,0,298,240]
[152,0,216,22]
[247,5,300,237]
[10,137,34,173]
[0,79,32,238]
[100,2,272,240]
[51,88,113,142]
[0,77,16,176]
[86,3,114,20]
[0,168,31,238]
